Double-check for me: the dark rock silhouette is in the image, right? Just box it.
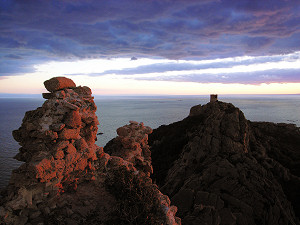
[0,77,180,225]
[149,101,300,225]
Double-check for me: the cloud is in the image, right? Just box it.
[76,52,300,77]
[37,51,300,85]
[0,0,300,81]
[133,69,300,85]
[4,54,23,59]
[0,50,59,75]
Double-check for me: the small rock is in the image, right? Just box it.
[219,208,236,225]
[75,138,88,152]
[171,189,194,217]
[55,150,65,160]
[64,110,81,128]
[30,210,41,219]
[52,140,69,151]
[65,144,77,154]
[54,90,66,99]
[59,128,80,140]
[50,123,65,132]
[117,127,131,137]
[66,218,79,225]
[42,93,53,99]
[43,207,50,214]
[129,120,139,125]
[15,215,28,225]
[74,86,92,96]
[62,100,79,110]
[189,104,202,116]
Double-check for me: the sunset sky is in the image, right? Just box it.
[0,0,300,95]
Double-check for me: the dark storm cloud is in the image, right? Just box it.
[0,0,300,85]
[4,54,22,59]
[0,54,52,75]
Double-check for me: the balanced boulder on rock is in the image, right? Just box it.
[44,77,76,92]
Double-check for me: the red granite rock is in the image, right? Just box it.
[54,150,64,160]
[105,121,153,176]
[64,110,81,128]
[59,128,80,140]
[65,143,76,154]
[42,92,53,99]
[44,77,76,92]
[1,77,180,225]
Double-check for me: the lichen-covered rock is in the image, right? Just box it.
[0,77,180,225]
[104,122,181,224]
[44,77,76,92]
[105,121,153,176]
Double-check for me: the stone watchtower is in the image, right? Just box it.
[210,94,218,102]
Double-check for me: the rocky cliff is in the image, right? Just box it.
[149,101,300,225]
[1,77,299,225]
[0,77,180,225]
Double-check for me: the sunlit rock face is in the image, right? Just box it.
[104,121,153,176]
[150,101,300,225]
[0,77,180,225]
[11,77,100,188]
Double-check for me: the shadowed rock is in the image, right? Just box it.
[150,101,300,225]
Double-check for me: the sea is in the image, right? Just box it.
[0,95,300,189]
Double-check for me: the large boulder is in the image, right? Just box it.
[44,77,76,92]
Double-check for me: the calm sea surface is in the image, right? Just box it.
[0,95,300,189]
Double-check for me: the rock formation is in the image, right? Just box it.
[104,121,153,176]
[1,76,299,225]
[0,77,180,225]
[149,101,300,225]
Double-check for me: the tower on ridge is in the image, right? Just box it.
[210,94,218,102]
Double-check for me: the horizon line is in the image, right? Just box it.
[0,93,299,98]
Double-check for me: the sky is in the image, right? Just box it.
[0,0,300,95]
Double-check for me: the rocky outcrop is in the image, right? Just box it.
[11,78,99,189]
[2,76,299,225]
[104,121,153,176]
[149,101,300,225]
[104,121,180,225]
[0,77,180,225]
[250,121,300,219]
